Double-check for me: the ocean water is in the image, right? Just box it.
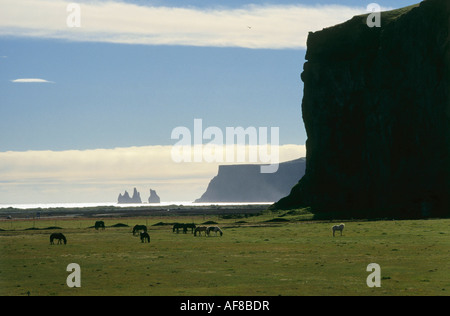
[0,201,273,210]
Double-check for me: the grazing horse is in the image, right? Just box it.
[207,226,223,237]
[172,223,185,234]
[194,226,207,237]
[140,232,150,243]
[173,223,196,234]
[95,221,105,230]
[50,233,67,245]
[184,223,196,234]
[332,223,345,237]
[132,225,147,236]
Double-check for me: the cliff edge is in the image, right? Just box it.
[273,0,450,218]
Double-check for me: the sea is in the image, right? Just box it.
[0,201,273,210]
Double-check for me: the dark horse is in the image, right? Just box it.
[194,226,207,237]
[184,223,196,234]
[140,232,150,243]
[173,223,184,233]
[132,225,147,236]
[50,233,67,245]
[95,221,105,230]
[173,223,196,234]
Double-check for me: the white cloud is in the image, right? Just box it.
[0,144,306,203]
[0,0,371,49]
[11,78,54,83]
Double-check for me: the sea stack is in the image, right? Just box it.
[148,189,161,203]
[118,188,142,204]
[274,0,450,219]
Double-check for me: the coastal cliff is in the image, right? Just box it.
[274,0,450,218]
[195,158,306,203]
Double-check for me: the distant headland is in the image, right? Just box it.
[195,158,306,203]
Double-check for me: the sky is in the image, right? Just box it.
[0,0,420,204]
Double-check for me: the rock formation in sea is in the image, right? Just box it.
[148,189,161,203]
[195,158,306,203]
[118,188,142,204]
[273,0,450,218]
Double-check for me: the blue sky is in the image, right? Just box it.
[0,0,420,203]
[1,42,305,150]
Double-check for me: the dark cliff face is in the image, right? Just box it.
[274,0,450,218]
[195,158,306,203]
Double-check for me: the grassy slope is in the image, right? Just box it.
[0,212,449,296]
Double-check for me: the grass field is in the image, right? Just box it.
[0,211,449,296]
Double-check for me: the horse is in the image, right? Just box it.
[207,226,223,237]
[140,232,150,243]
[132,225,147,236]
[184,223,196,234]
[173,223,196,234]
[50,233,67,245]
[95,221,105,230]
[332,223,345,237]
[194,226,207,237]
[173,223,185,234]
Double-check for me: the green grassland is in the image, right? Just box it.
[0,211,449,296]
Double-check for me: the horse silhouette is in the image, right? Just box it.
[132,225,147,236]
[173,223,196,234]
[194,226,207,236]
[50,233,67,245]
[140,232,150,243]
[95,221,105,230]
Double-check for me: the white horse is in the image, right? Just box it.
[332,223,345,237]
[207,226,223,237]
